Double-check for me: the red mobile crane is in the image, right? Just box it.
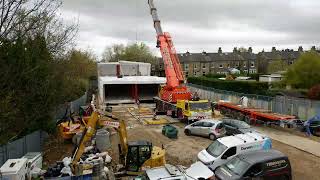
[148,0,191,102]
[148,0,212,121]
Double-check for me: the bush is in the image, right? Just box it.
[205,74,226,79]
[308,84,320,100]
[188,77,271,95]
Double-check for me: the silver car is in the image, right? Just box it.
[184,119,226,140]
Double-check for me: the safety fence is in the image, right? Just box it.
[53,92,88,121]
[188,83,320,120]
[0,131,48,166]
[0,93,88,166]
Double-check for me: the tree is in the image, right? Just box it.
[308,84,320,100]
[285,52,320,89]
[238,47,247,53]
[0,36,57,143]
[267,59,288,74]
[101,43,156,64]
[0,0,77,56]
[54,49,97,101]
[101,44,125,62]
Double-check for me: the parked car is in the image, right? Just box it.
[197,132,272,171]
[222,119,255,135]
[214,149,292,180]
[135,162,214,180]
[184,119,226,140]
[310,120,320,136]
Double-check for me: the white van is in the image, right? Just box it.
[197,132,272,170]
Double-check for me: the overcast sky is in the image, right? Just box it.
[61,0,320,58]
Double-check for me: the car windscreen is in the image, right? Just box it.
[189,102,210,111]
[206,140,227,158]
[224,157,250,176]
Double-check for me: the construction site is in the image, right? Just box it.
[1,0,320,180]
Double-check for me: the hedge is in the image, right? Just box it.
[188,77,272,95]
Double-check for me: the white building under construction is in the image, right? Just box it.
[97,61,166,104]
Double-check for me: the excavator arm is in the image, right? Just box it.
[71,111,99,174]
[70,109,129,174]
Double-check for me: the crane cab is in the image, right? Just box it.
[124,141,166,175]
[176,99,212,121]
[126,141,152,173]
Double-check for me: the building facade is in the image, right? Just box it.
[152,46,317,77]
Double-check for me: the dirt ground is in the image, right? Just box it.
[44,104,320,180]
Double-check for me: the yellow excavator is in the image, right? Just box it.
[70,106,166,176]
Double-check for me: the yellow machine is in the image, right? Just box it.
[71,109,166,176]
[176,99,212,121]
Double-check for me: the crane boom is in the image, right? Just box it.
[148,0,184,88]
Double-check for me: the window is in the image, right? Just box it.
[225,157,250,176]
[206,141,228,158]
[251,62,255,67]
[211,63,215,68]
[139,146,151,163]
[227,64,230,68]
[185,72,189,77]
[289,61,293,65]
[222,147,237,158]
[159,65,163,69]
[185,64,189,70]
[203,122,214,127]
[244,164,263,177]
[202,64,206,69]
[243,63,246,67]
[193,122,204,127]
[194,64,198,69]
[219,64,223,68]
[193,72,197,76]
[216,123,224,129]
[202,72,206,76]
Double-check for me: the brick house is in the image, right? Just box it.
[152,46,315,77]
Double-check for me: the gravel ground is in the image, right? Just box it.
[44,104,320,180]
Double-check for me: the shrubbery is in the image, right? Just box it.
[188,77,271,95]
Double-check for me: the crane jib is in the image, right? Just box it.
[162,48,173,69]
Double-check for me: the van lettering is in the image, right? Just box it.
[266,160,286,167]
[241,144,260,151]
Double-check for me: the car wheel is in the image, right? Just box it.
[184,129,191,136]
[209,134,217,140]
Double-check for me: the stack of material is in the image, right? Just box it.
[44,146,112,179]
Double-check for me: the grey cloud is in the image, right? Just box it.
[61,0,320,56]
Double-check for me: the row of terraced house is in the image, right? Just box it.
[151,46,319,77]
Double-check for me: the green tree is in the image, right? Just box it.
[267,59,288,74]
[54,49,97,101]
[285,52,320,89]
[102,43,156,64]
[0,36,58,143]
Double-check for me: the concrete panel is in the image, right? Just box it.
[98,63,117,76]
[120,64,139,76]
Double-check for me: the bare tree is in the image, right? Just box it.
[0,0,78,55]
